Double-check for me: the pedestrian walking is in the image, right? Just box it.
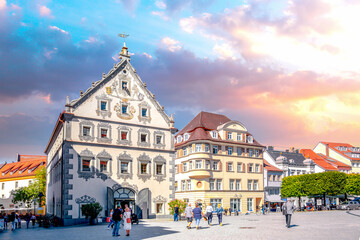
[192,203,205,230]
[184,203,193,229]
[9,211,16,231]
[17,215,21,228]
[31,214,36,228]
[107,209,114,230]
[112,205,123,237]
[224,208,228,216]
[216,204,224,226]
[205,203,213,226]
[123,204,131,237]
[282,200,296,228]
[25,213,30,228]
[174,205,179,221]
[4,213,8,229]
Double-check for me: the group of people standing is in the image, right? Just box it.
[0,212,37,231]
[107,204,132,237]
[182,203,224,230]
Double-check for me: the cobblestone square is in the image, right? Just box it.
[2,210,360,240]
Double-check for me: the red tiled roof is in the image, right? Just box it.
[177,111,231,135]
[321,142,360,161]
[0,155,46,180]
[175,111,263,148]
[317,153,351,170]
[263,160,282,172]
[300,149,338,171]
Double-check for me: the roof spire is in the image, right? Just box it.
[118,33,130,60]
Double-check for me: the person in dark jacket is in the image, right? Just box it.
[9,212,16,231]
[112,206,123,237]
[192,203,205,230]
[25,213,31,228]
[174,205,179,221]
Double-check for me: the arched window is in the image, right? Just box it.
[113,188,135,199]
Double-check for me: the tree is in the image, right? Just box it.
[168,199,187,215]
[12,166,47,207]
[345,174,360,196]
[81,202,103,225]
[281,175,308,208]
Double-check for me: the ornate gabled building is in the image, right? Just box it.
[45,44,177,225]
[313,142,360,173]
[174,111,265,213]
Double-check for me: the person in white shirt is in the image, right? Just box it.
[205,203,213,226]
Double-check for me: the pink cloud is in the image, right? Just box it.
[39,5,53,18]
[0,0,6,10]
[49,25,68,34]
[39,93,52,104]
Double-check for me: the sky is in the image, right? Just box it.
[0,0,360,163]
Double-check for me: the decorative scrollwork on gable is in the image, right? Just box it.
[75,195,96,204]
[80,148,94,158]
[153,195,167,203]
[97,149,112,159]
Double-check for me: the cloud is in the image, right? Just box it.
[38,5,53,18]
[0,0,6,10]
[115,0,139,13]
[213,43,236,60]
[49,25,68,34]
[143,52,153,59]
[151,11,169,21]
[155,1,166,9]
[164,0,216,14]
[160,37,181,52]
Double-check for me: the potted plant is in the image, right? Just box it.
[81,202,103,225]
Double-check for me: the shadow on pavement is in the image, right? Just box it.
[346,212,360,218]
[289,224,298,228]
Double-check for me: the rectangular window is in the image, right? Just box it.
[189,161,193,170]
[122,105,128,114]
[1,194,4,199]
[213,145,218,154]
[140,163,148,174]
[100,160,108,173]
[205,160,210,169]
[140,133,147,143]
[249,163,253,172]
[183,162,188,172]
[187,180,191,190]
[211,131,218,138]
[227,132,232,140]
[83,126,91,136]
[237,147,242,156]
[227,147,232,155]
[230,198,241,211]
[210,179,215,190]
[156,164,163,175]
[213,161,218,171]
[141,108,147,117]
[236,179,241,190]
[122,81,128,90]
[121,162,129,173]
[82,159,91,172]
[181,180,186,191]
[255,149,260,157]
[216,179,222,190]
[1,183,4,190]
[228,162,233,171]
[205,144,210,152]
[247,180,252,190]
[253,180,259,190]
[195,160,202,169]
[15,181,18,188]
[175,181,178,191]
[237,134,242,141]
[269,174,273,182]
[229,179,234,190]
[248,149,253,157]
[195,144,202,152]
[255,164,260,173]
[247,198,253,211]
[210,199,222,210]
[237,163,242,172]
[121,131,128,140]
[156,203,163,214]
[100,101,107,111]
[156,135,162,144]
[101,129,108,138]
[183,147,187,156]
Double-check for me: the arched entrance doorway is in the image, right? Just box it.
[114,188,136,211]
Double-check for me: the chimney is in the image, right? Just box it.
[290,147,295,152]
[326,144,329,157]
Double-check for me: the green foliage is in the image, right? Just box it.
[281,171,347,198]
[345,174,360,195]
[168,199,187,215]
[12,166,47,207]
[81,202,103,219]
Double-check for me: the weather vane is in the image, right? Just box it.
[118,32,129,45]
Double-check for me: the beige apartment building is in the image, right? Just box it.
[174,112,265,213]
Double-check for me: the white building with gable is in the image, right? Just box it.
[45,44,177,225]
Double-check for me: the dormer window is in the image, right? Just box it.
[142,108,148,117]
[227,132,232,140]
[100,101,107,111]
[237,134,242,141]
[247,136,253,143]
[211,131,218,138]
[177,136,182,143]
[184,133,190,141]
